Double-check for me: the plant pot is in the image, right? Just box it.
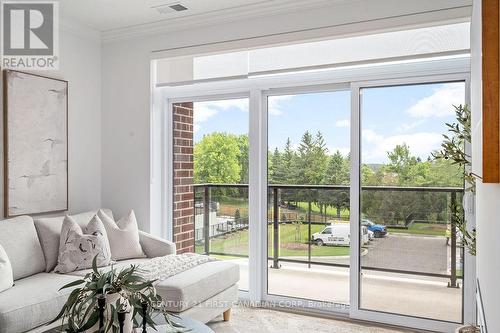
[455,325,480,333]
[88,293,133,333]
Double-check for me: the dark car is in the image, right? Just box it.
[361,219,387,238]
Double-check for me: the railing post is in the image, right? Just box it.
[204,186,211,255]
[272,187,280,269]
[449,190,458,288]
[308,199,312,269]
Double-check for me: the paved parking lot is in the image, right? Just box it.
[309,233,452,275]
[361,234,450,274]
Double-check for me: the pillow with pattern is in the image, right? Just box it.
[0,244,13,292]
[54,215,111,273]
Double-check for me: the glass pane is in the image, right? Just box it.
[267,90,351,306]
[359,82,465,322]
[172,98,249,291]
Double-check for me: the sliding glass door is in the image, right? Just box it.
[165,74,471,331]
[265,88,351,307]
[351,78,467,330]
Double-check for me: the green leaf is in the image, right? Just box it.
[60,279,86,291]
[76,311,99,332]
[92,255,99,275]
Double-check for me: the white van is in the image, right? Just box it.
[312,223,369,246]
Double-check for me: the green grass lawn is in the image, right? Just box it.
[197,224,350,258]
[388,222,446,236]
[294,202,350,219]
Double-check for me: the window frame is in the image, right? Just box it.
[156,57,473,332]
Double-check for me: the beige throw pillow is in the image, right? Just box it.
[54,215,111,273]
[0,244,13,292]
[98,209,146,261]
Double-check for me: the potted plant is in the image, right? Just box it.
[49,256,184,332]
[433,104,476,255]
[434,105,479,333]
[456,325,480,333]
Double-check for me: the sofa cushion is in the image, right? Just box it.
[0,244,13,292]
[66,258,150,277]
[67,259,239,313]
[98,209,146,261]
[0,273,77,333]
[155,261,239,312]
[34,209,114,272]
[54,215,112,273]
[0,216,46,280]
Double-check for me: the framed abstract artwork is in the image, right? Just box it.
[3,70,68,217]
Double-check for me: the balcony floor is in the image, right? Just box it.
[233,258,462,323]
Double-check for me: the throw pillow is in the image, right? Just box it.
[54,215,111,273]
[97,209,146,260]
[0,244,13,292]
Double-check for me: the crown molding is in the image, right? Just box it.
[60,17,101,42]
[101,0,338,43]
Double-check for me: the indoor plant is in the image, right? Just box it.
[49,256,185,332]
[433,104,476,256]
[434,105,479,333]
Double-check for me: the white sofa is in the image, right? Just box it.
[0,209,239,333]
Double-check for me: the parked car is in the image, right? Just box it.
[367,229,374,240]
[312,223,369,246]
[194,201,220,211]
[361,219,387,238]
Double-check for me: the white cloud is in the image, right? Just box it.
[193,98,248,133]
[268,95,293,116]
[362,129,443,163]
[362,129,383,143]
[335,119,350,128]
[406,83,465,118]
[396,119,426,132]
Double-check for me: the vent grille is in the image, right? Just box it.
[169,3,188,12]
[153,3,188,14]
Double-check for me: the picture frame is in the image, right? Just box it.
[3,69,68,217]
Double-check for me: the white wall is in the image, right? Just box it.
[470,0,500,331]
[101,0,472,232]
[58,24,102,214]
[0,23,102,216]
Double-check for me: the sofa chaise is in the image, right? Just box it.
[0,209,239,333]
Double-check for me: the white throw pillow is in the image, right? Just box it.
[54,215,111,273]
[98,209,146,260]
[0,244,13,292]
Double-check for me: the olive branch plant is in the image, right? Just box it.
[432,104,476,256]
[49,256,187,332]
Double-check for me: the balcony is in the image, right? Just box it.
[192,183,464,323]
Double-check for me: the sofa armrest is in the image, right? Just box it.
[139,231,177,257]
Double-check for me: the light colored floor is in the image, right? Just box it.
[207,305,418,333]
[235,259,462,323]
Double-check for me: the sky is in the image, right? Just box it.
[193,82,465,164]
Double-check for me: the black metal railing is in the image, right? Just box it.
[192,183,464,287]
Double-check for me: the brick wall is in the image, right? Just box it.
[173,103,195,253]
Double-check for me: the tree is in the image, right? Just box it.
[237,135,249,183]
[324,151,349,185]
[385,143,419,185]
[194,132,242,183]
[270,148,285,184]
[271,138,297,185]
[295,131,328,185]
[322,150,350,218]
